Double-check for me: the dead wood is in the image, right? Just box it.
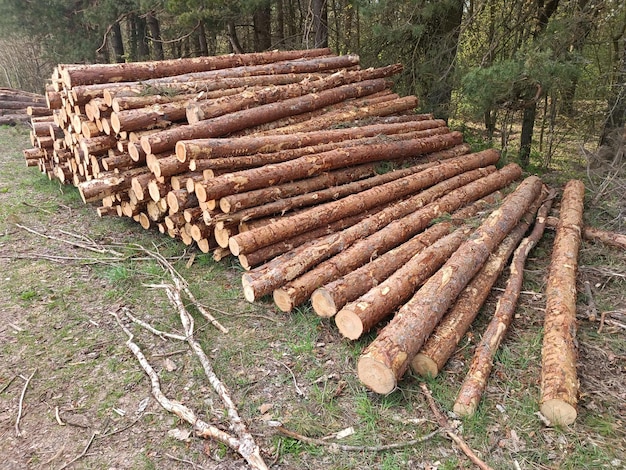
[545,216,626,250]
[540,180,585,426]
[453,191,554,417]
[358,175,542,394]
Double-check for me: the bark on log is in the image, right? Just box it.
[540,180,585,426]
[314,195,501,318]
[176,119,440,162]
[142,79,391,155]
[186,65,402,124]
[357,175,543,394]
[412,188,548,378]
[243,164,508,303]
[110,99,193,134]
[78,168,151,203]
[272,154,504,312]
[227,135,465,257]
[453,192,554,417]
[545,216,626,250]
[60,48,333,87]
[220,164,379,213]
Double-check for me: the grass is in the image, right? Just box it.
[2,117,626,470]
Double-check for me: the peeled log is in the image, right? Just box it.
[453,192,554,417]
[227,133,464,255]
[313,195,501,318]
[243,164,508,303]
[357,175,543,394]
[142,79,390,155]
[545,216,626,250]
[176,119,439,162]
[540,180,585,426]
[272,155,503,312]
[412,188,548,378]
[60,48,333,87]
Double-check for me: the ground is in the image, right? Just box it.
[0,124,625,469]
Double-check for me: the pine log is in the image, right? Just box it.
[176,119,439,162]
[110,99,193,134]
[453,192,554,417]
[78,167,151,203]
[220,164,379,213]
[111,92,206,113]
[242,165,507,303]
[540,180,585,426]
[545,216,626,250]
[357,175,543,394]
[412,188,548,378]
[227,133,463,256]
[167,189,199,214]
[59,48,333,87]
[314,194,502,318]
[186,65,402,124]
[141,78,391,155]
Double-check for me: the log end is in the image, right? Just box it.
[197,238,211,253]
[138,213,151,230]
[410,353,439,378]
[214,226,231,248]
[195,181,208,204]
[219,198,232,214]
[110,113,122,135]
[540,399,577,426]
[229,236,242,257]
[273,288,293,313]
[334,309,364,340]
[175,141,187,163]
[243,284,257,303]
[452,400,477,418]
[357,356,397,395]
[238,254,252,270]
[311,288,338,318]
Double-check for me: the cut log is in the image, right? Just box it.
[540,180,585,426]
[186,65,402,124]
[60,48,334,87]
[78,168,151,203]
[142,78,391,155]
[314,194,502,318]
[176,119,441,162]
[167,189,199,215]
[453,191,554,417]
[412,188,548,378]
[545,216,626,250]
[220,164,379,213]
[357,175,543,394]
[227,135,466,256]
[242,164,510,303]
[110,99,192,134]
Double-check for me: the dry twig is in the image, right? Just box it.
[15,369,36,437]
[420,383,494,470]
[57,432,96,470]
[276,425,440,451]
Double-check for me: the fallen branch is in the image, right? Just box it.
[420,383,494,470]
[15,369,36,437]
[57,432,96,470]
[276,425,440,452]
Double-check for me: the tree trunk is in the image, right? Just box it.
[226,21,244,54]
[600,35,626,145]
[412,188,548,378]
[313,194,501,318]
[271,154,502,312]
[253,1,272,51]
[110,21,125,63]
[242,163,518,303]
[136,15,150,60]
[453,192,553,417]
[225,132,463,254]
[146,11,164,61]
[176,118,437,162]
[142,77,388,155]
[519,104,536,168]
[312,0,329,48]
[540,180,585,426]
[357,175,542,394]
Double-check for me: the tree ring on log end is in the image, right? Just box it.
[335,309,364,340]
[357,356,396,394]
[311,288,337,318]
[273,288,293,312]
[411,353,439,378]
[540,399,577,426]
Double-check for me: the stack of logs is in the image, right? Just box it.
[23,48,620,427]
[0,87,51,126]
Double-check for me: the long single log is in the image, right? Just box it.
[78,167,151,203]
[453,193,554,417]
[110,99,194,134]
[545,216,626,250]
[357,175,543,394]
[176,118,439,162]
[186,65,402,124]
[272,154,504,312]
[242,165,510,303]
[111,90,240,112]
[142,79,391,155]
[220,164,379,213]
[412,188,548,378]
[227,132,464,256]
[60,48,333,87]
[313,194,502,318]
[540,180,585,426]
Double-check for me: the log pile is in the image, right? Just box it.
[0,87,51,125]
[21,49,605,426]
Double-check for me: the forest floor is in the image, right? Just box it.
[0,123,625,470]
